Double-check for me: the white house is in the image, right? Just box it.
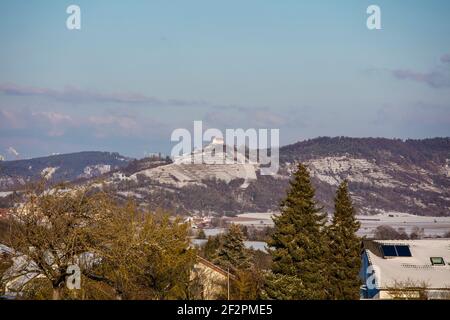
[360,239,450,299]
[191,256,235,300]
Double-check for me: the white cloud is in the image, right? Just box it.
[7,146,19,157]
[31,111,73,125]
[0,82,205,106]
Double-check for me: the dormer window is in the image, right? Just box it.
[381,244,412,258]
[381,245,396,257]
[430,257,445,266]
[395,245,412,257]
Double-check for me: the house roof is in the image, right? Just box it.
[362,239,450,290]
[0,208,10,219]
[196,255,236,280]
[0,244,13,255]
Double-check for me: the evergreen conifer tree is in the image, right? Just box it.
[212,225,267,299]
[203,236,221,261]
[265,163,328,299]
[327,180,361,300]
[214,224,251,271]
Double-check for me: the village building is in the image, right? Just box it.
[360,239,450,299]
[191,256,234,300]
[0,208,10,220]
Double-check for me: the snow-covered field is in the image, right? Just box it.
[227,212,275,227]
[203,228,226,237]
[356,212,450,237]
[230,211,450,238]
[191,239,267,252]
[0,191,13,198]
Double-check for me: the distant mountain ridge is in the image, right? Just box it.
[0,137,449,217]
[103,137,450,217]
[279,137,450,216]
[280,137,449,166]
[0,151,131,191]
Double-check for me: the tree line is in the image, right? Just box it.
[198,163,361,300]
[0,184,197,300]
[0,163,362,300]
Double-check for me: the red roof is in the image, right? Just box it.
[196,256,236,280]
[0,208,10,219]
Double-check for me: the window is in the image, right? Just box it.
[381,245,397,257]
[395,245,412,257]
[380,244,412,258]
[430,257,445,266]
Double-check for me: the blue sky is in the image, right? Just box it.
[0,0,449,159]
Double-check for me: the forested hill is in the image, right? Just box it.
[277,137,450,216]
[0,151,131,190]
[104,137,450,217]
[280,137,449,166]
[1,137,449,217]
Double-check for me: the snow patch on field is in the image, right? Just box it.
[117,191,143,199]
[0,191,13,198]
[416,182,442,194]
[413,198,427,209]
[80,164,111,178]
[443,160,450,177]
[130,162,257,188]
[305,156,399,187]
[41,167,58,180]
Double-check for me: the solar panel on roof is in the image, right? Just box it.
[381,245,397,257]
[395,245,412,257]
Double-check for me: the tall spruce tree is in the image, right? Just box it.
[213,225,266,300]
[214,224,251,272]
[265,163,328,299]
[327,180,361,300]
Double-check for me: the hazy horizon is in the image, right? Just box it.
[1,135,448,161]
[1,1,450,159]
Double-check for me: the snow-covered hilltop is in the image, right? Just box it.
[111,138,257,188]
[101,137,449,216]
[1,137,448,217]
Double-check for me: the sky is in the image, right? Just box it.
[0,0,449,159]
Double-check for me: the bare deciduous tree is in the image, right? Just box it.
[386,279,430,300]
[3,184,107,299]
[86,205,197,300]
[2,183,197,300]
